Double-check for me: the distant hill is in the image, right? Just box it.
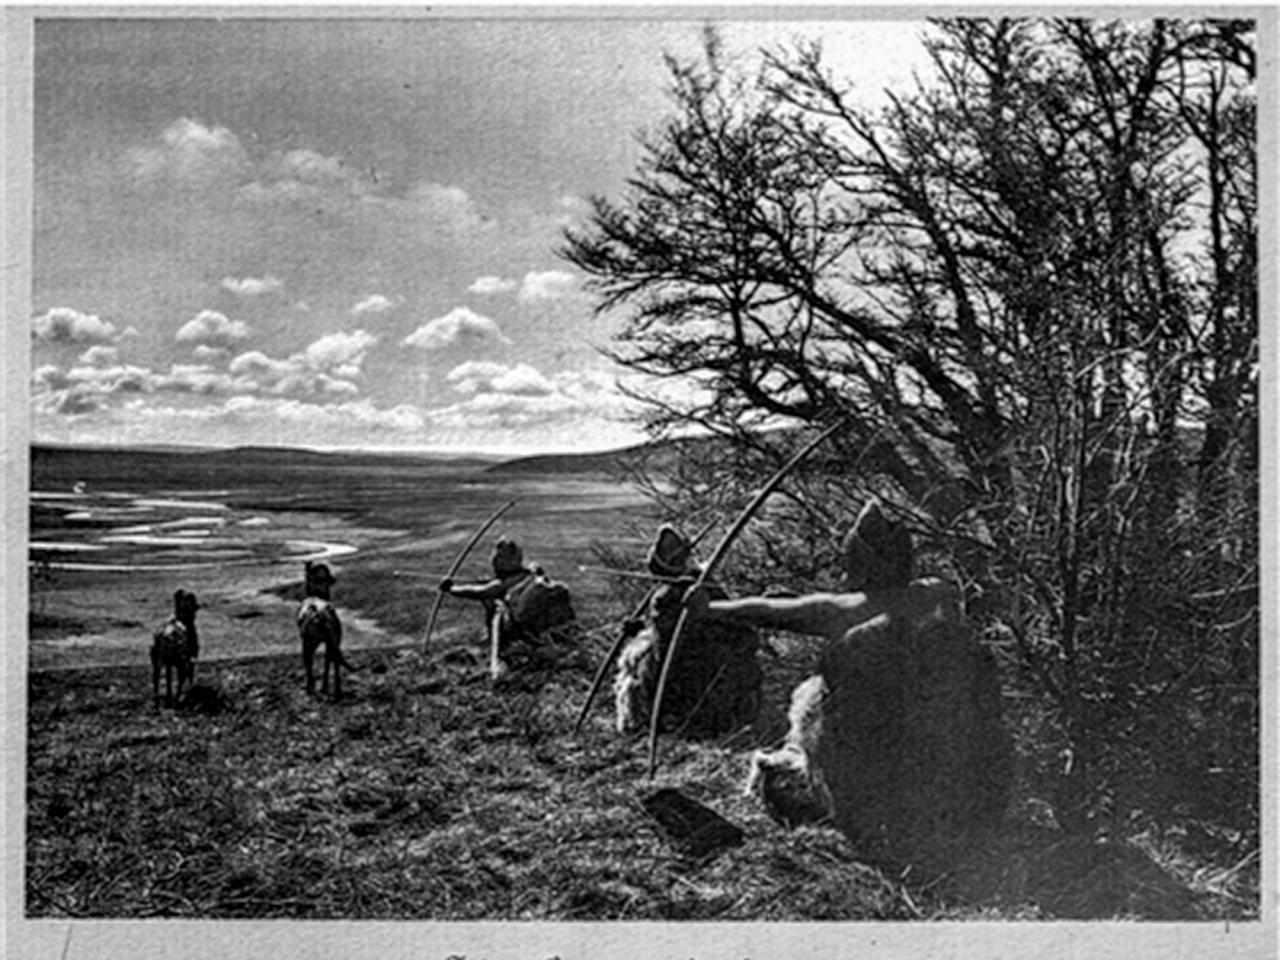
[31,436,734,484]
[219,445,501,471]
[31,443,501,470]
[28,443,504,493]
[486,445,642,476]
[487,434,732,476]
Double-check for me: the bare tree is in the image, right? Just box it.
[563,18,1257,843]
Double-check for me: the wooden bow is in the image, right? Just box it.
[573,517,719,735]
[645,421,843,777]
[421,499,518,652]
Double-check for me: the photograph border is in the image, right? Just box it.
[5,5,1276,958]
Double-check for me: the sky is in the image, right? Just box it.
[25,13,935,455]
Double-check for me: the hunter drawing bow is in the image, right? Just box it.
[644,421,844,778]
[573,517,719,735]
[421,499,518,652]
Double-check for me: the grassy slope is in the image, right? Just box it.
[26,623,1258,922]
[24,445,1258,921]
[27,631,927,921]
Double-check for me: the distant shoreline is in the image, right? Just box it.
[25,443,658,675]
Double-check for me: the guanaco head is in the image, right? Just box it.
[304,561,336,600]
[172,589,200,623]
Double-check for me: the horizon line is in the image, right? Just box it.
[28,437,649,460]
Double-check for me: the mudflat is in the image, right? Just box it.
[27,444,652,672]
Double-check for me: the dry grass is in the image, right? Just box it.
[25,621,1256,921]
[25,628,893,920]
[25,446,1258,922]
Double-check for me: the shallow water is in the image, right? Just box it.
[26,448,655,671]
[29,488,358,572]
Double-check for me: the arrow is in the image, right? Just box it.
[576,564,687,584]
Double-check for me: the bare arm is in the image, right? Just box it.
[690,578,959,641]
[440,577,509,602]
[696,593,884,641]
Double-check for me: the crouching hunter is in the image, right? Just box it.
[683,499,1011,877]
[438,536,575,681]
[614,525,762,737]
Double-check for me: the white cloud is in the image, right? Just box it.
[197,395,426,440]
[225,329,378,398]
[235,160,496,246]
[352,294,395,316]
[243,366,360,399]
[232,396,423,431]
[264,149,345,184]
[446,361,554,397]
[426,359,640,446]
[175,310,251,348]
[32,355,648,453]
[426,391,575,428]
[34,355,160,418]
[422,385,634,442]
[227,350,293,382]
[402,307,511,351]
[243,148,375,204]
[77,345,120,367]
[405,181,491,233]
[221,275,284,296]
[45,390,101,416]
[32,363,102,416]
[129,118,250,187]
[32,364,71,392]
[47,394,427,449]
[154,363,242,396]
[550,368,623,398]
[65,361,152,390]
[33,326,383,416]
[468,276,517,296]
[301,330,377,376]
[32,307,121,344]
[519,270,578,302]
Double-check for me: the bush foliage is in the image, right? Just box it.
[562,18,1258,856]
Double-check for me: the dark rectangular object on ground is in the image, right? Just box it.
[641,787,745,859]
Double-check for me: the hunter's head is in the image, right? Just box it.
[647,525,694,578]
[492,537,525,577]
[840,499,913,590]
